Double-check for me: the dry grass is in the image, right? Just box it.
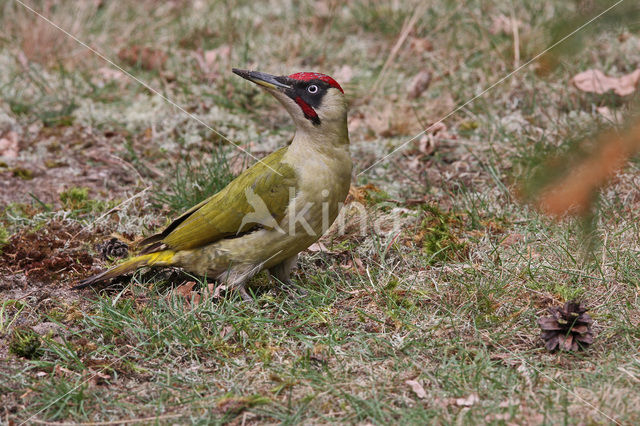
[1,0,640,424]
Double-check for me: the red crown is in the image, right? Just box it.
[288,72,344,93]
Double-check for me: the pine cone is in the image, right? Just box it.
[537,301,594,352]
[96,238,129,261]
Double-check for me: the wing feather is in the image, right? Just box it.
[139,147,296,252]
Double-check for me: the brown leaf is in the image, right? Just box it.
[192,45,230,80]
[364,103,420,137]
[96,67,128,82]
[212,284,228,299]
[572,69,640,97]
[190,292,202,306]
[346,184,379,204]
[500,233,524,247]
[0,131,19,158]
[409,37,433,53]
[87,369,111,387]
[118,45,167,71]
[407,70,431,99]
[596,106,622,123]
[405,380,427,399]
[307,242,336,254]
[455,393,479,407]
[219,324,234,339]
[204,45,231,70]
[175,281,196,298]
[417,134,436,156]
[340,257,365,275]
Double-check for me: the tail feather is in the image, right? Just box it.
[72,250,175,290]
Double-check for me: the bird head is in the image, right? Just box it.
[232,68,347,140]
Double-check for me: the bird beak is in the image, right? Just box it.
[232,68,292,91]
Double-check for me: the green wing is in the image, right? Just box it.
[140,147,297,252]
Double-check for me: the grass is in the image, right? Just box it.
[1,0,640,424]
[150,144,235,213]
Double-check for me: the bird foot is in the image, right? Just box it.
[238,285,254,302]
[278,281,308,299]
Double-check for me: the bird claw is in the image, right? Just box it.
[238,285,254,302]
[278,282,308,299]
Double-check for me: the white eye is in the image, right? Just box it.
[307,84,319,94]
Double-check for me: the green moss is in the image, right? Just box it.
[458,120,479,132]
[0,225,8,251]
[59,187,113,214]
[216,394,271,415]
[9,327,42,359]
[2,202,40,220]
[553,283,586,301]
[9,100,31,116]
[419,204,468,264]
[12,167,34,180]
[60,187,89,209]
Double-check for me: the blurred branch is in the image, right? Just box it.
[520,0,640,221]
[535,118,640,216]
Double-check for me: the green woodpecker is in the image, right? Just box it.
[74,69,351,300]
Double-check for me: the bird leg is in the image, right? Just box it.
[237,282,254,302]
[268,255,308,298]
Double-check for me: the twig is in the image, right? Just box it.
[29,413,183,425]
[370,4,427,97]
[510,5,520,68]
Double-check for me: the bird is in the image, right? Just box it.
[73,68,352,301]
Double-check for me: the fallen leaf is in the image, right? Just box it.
[596,106,622,123]
[190,293,202,306]
[500,233,524,247]
[417,134,436,156]
[307,242,332,253]
[340,257,365,275]
[0,131,19,158]
[213,284,228,299]
[407,70,431,99]
[204,45,231,70]
[118,45,167,71]
[427,122,450,139]
[571,69,640,96]
[455,393,479,407]
[409,37,433,53]
[54,365,77,378]
[346,184,380,204]
[220,325,234,339]
[96,67,128,82]
[364,103,420,137]
[489,14,521,35]
[405,380,427,399]
[87,369,111,387]
[175,281,196,298]
[485,413,511,422]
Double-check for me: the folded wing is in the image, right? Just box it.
[139,147,297,253]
